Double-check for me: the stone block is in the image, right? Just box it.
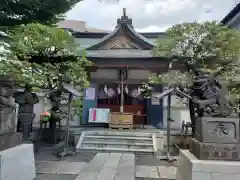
[36,161,86,175]
[176,149,240,180]
[211,173,240,180]
[189,138,240,161]
[0,132,22,151]
[158,166,177,179]
[0,143,36,180]
[195,117,239,143]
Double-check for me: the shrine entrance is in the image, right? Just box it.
[97,83,146,126]
[81,8,167,127]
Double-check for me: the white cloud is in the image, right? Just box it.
[66,0,238,32]
[136,25,170,32]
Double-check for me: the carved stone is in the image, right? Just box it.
[0,75,16,133]
[195,117,239,144]
[189,138,240,161]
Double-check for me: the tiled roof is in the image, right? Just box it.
[221,3,240,25]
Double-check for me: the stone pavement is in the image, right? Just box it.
[35,151,177,180]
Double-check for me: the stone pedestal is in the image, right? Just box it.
[0,144,36,180]
[0,132,22,151]
[189,138,240,161]
[176,149,240,180]
[195,117,239,143]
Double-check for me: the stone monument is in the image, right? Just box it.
[0,75,22,151]
[14,84,39,141]
[176,62,240,180]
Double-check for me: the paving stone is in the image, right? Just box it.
[34,174,77,180]
[96,153,121,180]
[135,166,159,179]
[135,154,166,166]
[115,153,135,180]
[36,161,86,175]
[75,153,109,180]
[158,166,177,180]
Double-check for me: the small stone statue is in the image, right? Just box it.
[0,76,16,133]
[14,84,39,141]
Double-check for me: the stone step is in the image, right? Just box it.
[84,135,152,141]
[83,138,152,144]
[82,141,153,146]
[78,147,154,153]
[82,141,153,149]
[84,131,153,137]
[76,131,156,155]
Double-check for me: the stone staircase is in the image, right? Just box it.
[76,131,157,154]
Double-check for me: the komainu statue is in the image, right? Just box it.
[184,61,239,161]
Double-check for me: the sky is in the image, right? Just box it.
[66,0,239,32]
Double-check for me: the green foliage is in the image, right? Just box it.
[149,71,190,87]
[152,21,240,100]
[0,0,82,28]
[154,21,240,67]
[10,23,76,58]
[9,23,91,90]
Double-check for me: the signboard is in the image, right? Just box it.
[88,108,110,123]
[85,88,95,100]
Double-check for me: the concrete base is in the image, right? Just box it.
[176,150,240,180]
[0,144,36,180]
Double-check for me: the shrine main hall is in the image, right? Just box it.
[63,9,188,129]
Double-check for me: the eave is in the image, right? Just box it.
[221,3,240,25]
[71,31,166,39]
[87,23,155,50]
